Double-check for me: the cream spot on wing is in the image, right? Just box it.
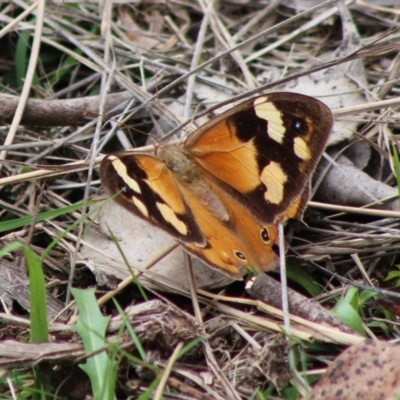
[132,197,149,217]
[254,97,285,144]
[294,136,311,160]
[260,161,287,204]
[156,202,188,235]
[110,156,141,194]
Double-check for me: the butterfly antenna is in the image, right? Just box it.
[147,112,164,153]
[180,103,202,145]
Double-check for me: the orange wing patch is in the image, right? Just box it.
[188,120,261,193]
[136,155,188,216]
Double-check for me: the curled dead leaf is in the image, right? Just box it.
[305,339,400,400]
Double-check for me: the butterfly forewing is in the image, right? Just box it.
[187,92,333,224]
[100,153,205,245]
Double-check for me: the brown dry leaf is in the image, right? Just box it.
[305,339,400,400]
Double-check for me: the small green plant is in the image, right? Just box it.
[332,287,377,335]
[384,264,400,287]
[72,288,117,400]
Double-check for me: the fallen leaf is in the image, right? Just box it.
[305,339,400,400]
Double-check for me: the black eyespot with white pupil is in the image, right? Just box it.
[260,228,270,242]
[234,251,246,261]
[292,118,307,134]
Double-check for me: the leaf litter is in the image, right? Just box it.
[0,1,400,398]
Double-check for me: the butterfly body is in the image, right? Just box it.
[101,92,333,277]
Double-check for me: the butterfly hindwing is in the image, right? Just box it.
[176,178,281,277]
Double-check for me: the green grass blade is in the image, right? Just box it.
[24,246,49,343]
[0,201,93,234]
[24,246,50,400]
[392,145,400,210]
[286,263,323,297]
[0,241,23,258]
[113,300,147,361]
[15,31,29,88]
[137,377,160,400]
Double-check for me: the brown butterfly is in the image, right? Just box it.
[100,92,333,278]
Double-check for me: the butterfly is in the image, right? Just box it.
[100,92,333,278]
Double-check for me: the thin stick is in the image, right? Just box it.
[279,223,290,334]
